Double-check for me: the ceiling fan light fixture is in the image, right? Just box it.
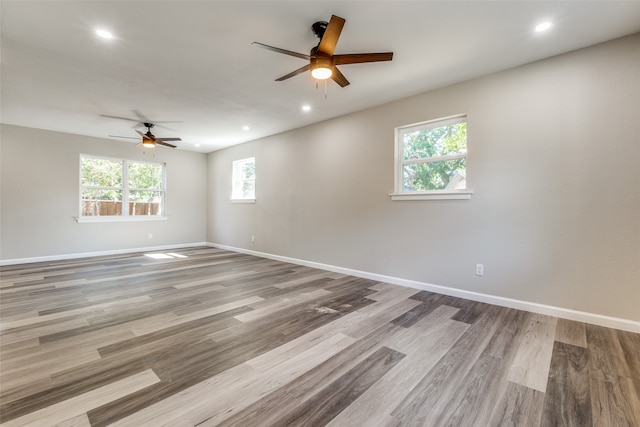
[311,66,332,80]
[142,140,155,148]
[311,57,333,80]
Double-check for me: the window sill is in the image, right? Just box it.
[390,190,473,201]
[231,199,256,204]
[75,216,168,223]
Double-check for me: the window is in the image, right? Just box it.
[231,157,255,202]
[80,155,166,219]
[392,114,471,200]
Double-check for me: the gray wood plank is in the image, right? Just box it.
[266,346,406,427]
[541,341,592,426]
[587,324,640,426]
[616,329,640,397]
[555,318,587,348]
[488,381,544,427]
[507,313,557,392]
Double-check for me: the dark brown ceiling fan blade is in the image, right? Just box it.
[252,42,311,60]
[109,134,139,140]
[156,137,181,142]
[156,141,177,148]
[132,110,181,131]
[276,64,311,81]
[333,52,394,65]
[131,110,182,124]
[102,114,139,123]
[331,66,350,87]
[135,129,153,140]
[132,109,151,123]
[317,15,345,56]
[103,113,181,132]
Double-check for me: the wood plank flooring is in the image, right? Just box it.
[1,247,639,426]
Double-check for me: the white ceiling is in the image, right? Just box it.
[2,1,640,153]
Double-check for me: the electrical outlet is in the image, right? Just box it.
[148,233,153,239]
[251,235,255,243]
[475,264,484,276]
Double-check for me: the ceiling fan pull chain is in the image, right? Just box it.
[324,80,328,100]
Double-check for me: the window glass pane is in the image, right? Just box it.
[129,162,163,189]
[129,190,163,216]
[242,180,255,198]
[403,122,467,160]
[81,158,123,187]
[242,161,255,180]
[402,158,466,191]
[81,189,123,216]
[232,157,255,199]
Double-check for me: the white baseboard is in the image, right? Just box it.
[0,242,209,266]
[208,242,640,334]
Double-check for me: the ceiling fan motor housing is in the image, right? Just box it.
[312,55,332,67]
[312,21,328,39]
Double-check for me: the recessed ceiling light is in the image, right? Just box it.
[302,105,311,112]
[95,28,114,39]
[195,144,201,147]
[242,126,250,131]
[534,22,552,33]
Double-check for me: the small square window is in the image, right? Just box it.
[392,115,472,200]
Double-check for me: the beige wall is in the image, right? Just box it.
[207,34,640,322]
[1,125,208,260]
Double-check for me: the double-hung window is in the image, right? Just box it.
[231,157,255,202]
[392,114,471,200]
[80,155,166,219]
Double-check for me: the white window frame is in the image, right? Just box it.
[77,155,167,222]
[231,157,256,203]
[390,114,473,201]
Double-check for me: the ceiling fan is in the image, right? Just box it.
[253,14,393,87]
[110,123,181,148]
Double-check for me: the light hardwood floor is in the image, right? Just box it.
[1,247,638,426]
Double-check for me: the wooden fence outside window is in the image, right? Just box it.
[82,200,160,216]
